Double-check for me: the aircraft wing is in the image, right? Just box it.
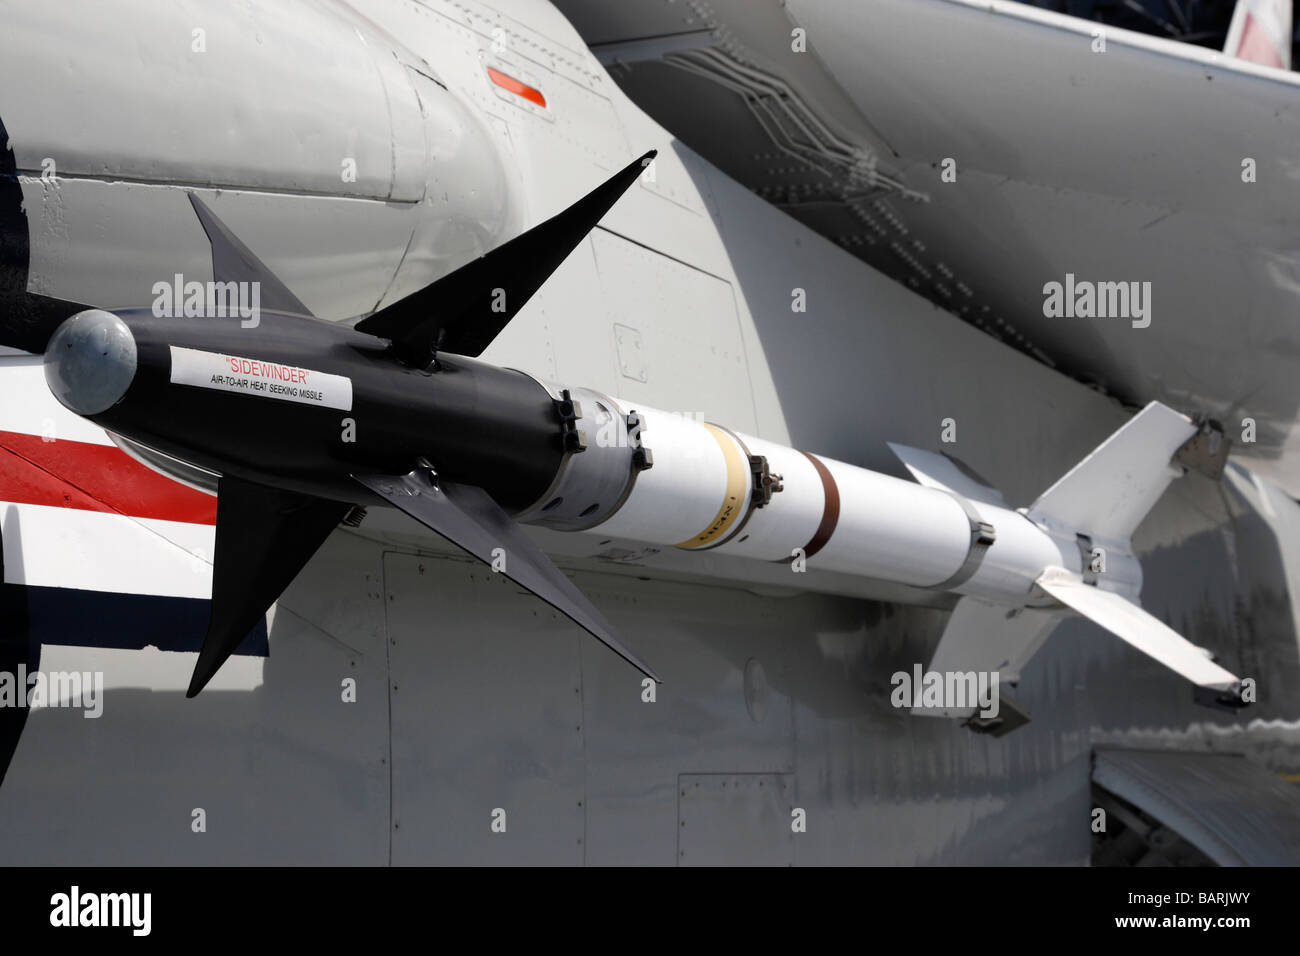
[553,0,1300,496]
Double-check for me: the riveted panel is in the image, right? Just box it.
[678,773,795,866]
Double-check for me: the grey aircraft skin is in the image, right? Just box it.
[0,0,1298,866]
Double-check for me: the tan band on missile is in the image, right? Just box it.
[675,423,749,549]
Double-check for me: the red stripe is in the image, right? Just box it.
[1237,13,1285,68]
[487,67,547,107]
[0,430,216,525]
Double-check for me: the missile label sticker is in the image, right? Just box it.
[168,346,353,411]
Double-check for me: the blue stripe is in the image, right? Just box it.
[18,584,268,656]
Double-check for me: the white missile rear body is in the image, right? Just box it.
[514,389,1242,708]
[551,397,1078,604]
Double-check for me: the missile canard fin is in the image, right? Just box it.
[353,150,657,366]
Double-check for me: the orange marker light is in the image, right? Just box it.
[487,67,546,108]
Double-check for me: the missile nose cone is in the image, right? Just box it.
[43,309,138,416]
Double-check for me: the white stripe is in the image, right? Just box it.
[0,501,213,597]
[0,356,116,446]
[36,644,263,695]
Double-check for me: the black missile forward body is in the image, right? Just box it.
[33,151,661,697]
[89,309,563,511]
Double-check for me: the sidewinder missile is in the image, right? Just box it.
[26,150,1244,712]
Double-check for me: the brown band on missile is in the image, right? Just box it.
[795,451,839,560]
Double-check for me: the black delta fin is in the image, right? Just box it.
[355,467,659,682]
[188,192,314,317]
[187,477,349,697]
[354,150,656,363]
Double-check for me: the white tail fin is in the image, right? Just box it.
[1225,0,1292,70]
[1026,401,1196,547]
[886,443,1007,507]
[912,597,1063,719]
[1036,567,1240,692]
[911,401,1242,727]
